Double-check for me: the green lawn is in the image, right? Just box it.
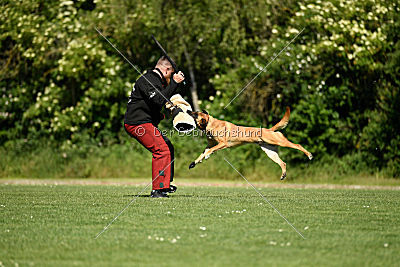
[1,183,399,266]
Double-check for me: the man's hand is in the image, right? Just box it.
[171,106,183,117]
[173,71,185,83]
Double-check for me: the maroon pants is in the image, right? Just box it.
[124,123,174,190]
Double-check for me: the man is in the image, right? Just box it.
[124,56,185,198]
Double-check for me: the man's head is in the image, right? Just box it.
[155,56,175,84]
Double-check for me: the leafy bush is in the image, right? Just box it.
[1,0,399,177]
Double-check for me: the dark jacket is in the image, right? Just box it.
[124,70,179,126]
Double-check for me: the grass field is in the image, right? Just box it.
[1,182,399,266]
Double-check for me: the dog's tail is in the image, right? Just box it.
[269,107,290,131]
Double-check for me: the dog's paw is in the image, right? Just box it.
[189,162,196,169]
[280,172,287,181]
[308,153,313,160]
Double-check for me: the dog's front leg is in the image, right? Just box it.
[189,148,210,169]
[189,143,226,169]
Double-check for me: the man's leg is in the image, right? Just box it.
[160,134,174,182]
[124,123,173,191]
[151,127,172,190]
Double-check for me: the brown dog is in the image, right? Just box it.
[187,107,312,180]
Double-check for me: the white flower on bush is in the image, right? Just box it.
[322,40,331,46]
[60,1,74,6]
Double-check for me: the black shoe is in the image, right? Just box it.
[150,190,169,198]
[160,185,177,194]
[166,185,177,193]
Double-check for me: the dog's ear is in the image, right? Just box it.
[202,109,208,115]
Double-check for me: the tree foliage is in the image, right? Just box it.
[1,0,399,176]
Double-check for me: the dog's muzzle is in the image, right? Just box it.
[187,110,197,119]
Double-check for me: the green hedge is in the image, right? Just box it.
[1,0,399,177]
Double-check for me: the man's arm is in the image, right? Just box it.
[139,75,179,108]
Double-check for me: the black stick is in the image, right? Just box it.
[151,35,186,86]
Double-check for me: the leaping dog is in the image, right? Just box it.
[187,107,313,180]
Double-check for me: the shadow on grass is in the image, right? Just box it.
[123,194,211,198]
[122,194,197,198]
[122,194,262,199]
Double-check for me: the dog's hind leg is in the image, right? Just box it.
[259,144,287,180]
[261,131,313,160]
